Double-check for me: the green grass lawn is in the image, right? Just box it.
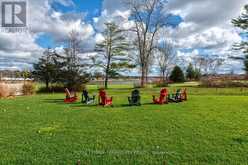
[1,86,248,165]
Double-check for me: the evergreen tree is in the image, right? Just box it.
[232,4,248,74]
[170,66,185,83]
[61,47,89,89]
[186,63,195,80]
[58,30,90,89]
[245,55,248,73]
[33,31,90,91]
[194,69,202,80]
[33,48,61,90]
[92,22,134,89]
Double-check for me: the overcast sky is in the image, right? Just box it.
[0,0,247,74]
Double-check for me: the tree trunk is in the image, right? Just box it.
[45,79,49,90]
[140,67,145,88]
[104,71,109,89]
[105,57,111,89]
[145,68,148,84]
[162,70,165,82]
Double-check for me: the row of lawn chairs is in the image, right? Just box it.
[153,88,187,104]
[64,88,113,106]
[64,88,187,106]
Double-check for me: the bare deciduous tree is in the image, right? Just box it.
[67,30,82,69]
[156,40,175,82]
[126,0,169,87]
[192,56,224,75]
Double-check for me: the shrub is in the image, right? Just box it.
[37,86,65,93]
[38,85,64,93]
[200,78,248,88]
[37,84,86,93]
[23,82,36,95]
[0,82,10,98]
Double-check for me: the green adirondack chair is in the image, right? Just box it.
[128,89,141,106]
[168,89,183,103]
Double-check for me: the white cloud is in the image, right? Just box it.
[93,9,132,32]
[168,26,242,50]
[167,0,247,27]
[0,0,95,70]
[95,33,105,44]
[28,1,94,42]
[102,0,126,14]
[52,0,75,7]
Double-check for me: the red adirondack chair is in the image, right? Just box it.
[64,88,77,103]
[99,89,113,106]
[153,88,168,104]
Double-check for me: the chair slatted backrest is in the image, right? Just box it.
[83,90,89,101]
[182,88,187,100]
[175,89,181,98]
[65,88,72,98]
[159,88,168,102]
[132,89,140,102]
[99,89,107,104]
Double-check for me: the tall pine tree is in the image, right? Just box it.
[186,63,195,80]
[232,4,248,75]
[92,22,134,89]
[33,48,62,90]
[60,30,90,89]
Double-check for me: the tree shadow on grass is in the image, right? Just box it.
[69,103,140,109]
[70,104,99,108]
[42,99,95,110]
[42,98,161,110]
[232,137,248,144]
[43,99,65,104]
[42,98,99,108]
[69,102,159,109]
[42,99,82,106]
